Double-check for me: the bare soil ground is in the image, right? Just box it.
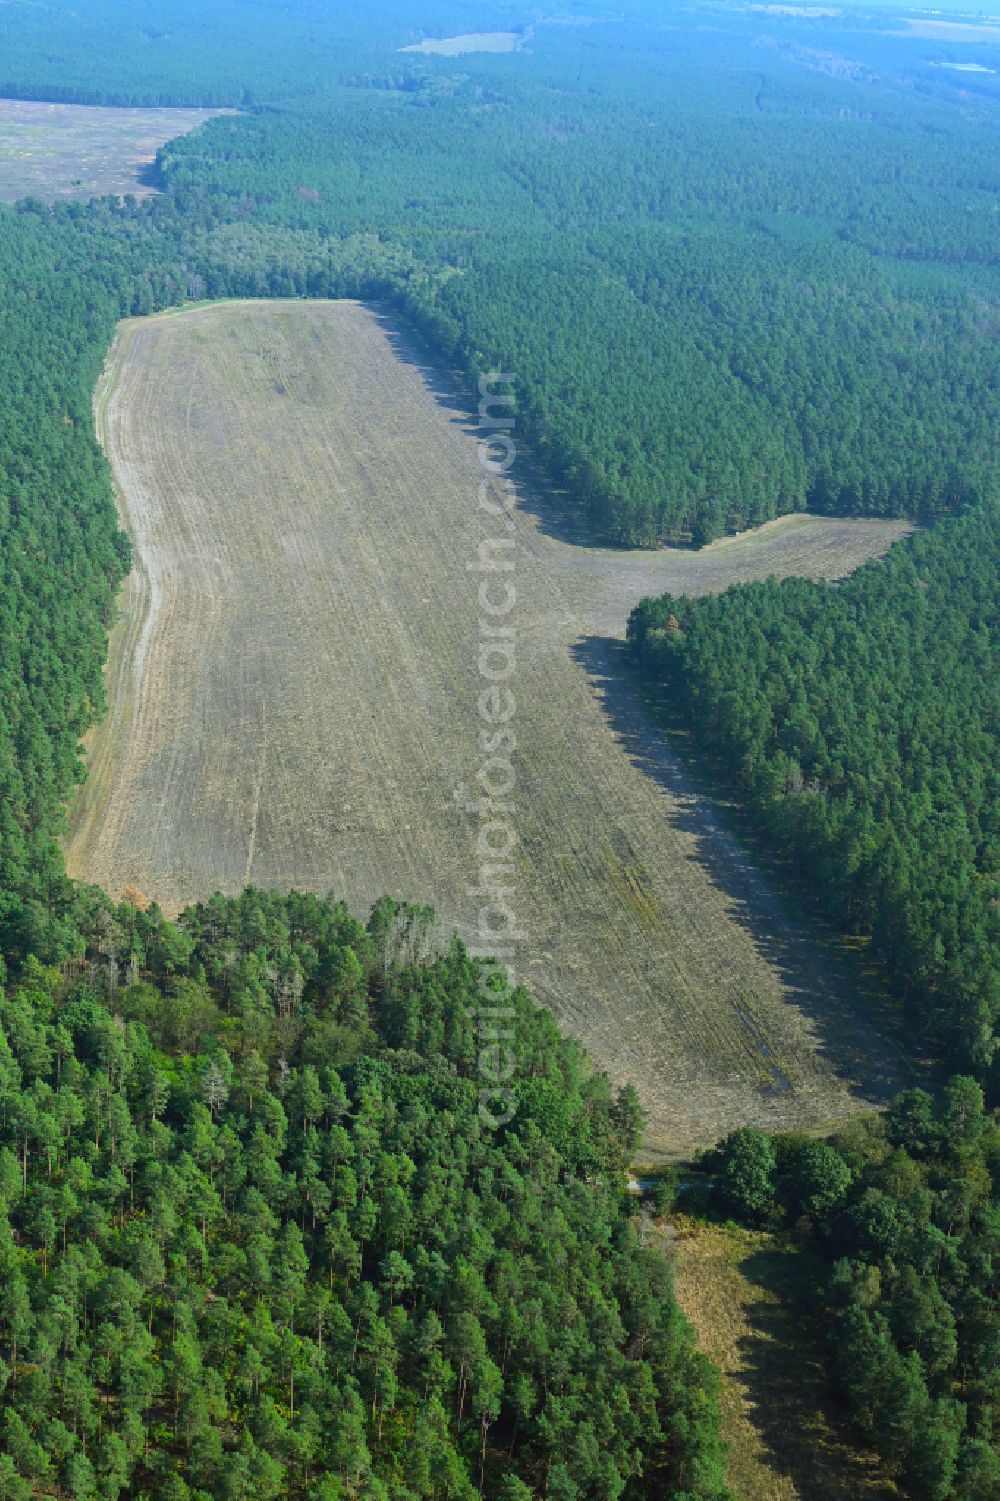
[67,299,913,1155]
[0,100,232,203]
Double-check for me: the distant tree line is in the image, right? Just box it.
[5,0,998,543]
[150,58,1000,544]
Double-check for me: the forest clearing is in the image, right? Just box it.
[669,1221,891,1499]
[67,298,913,1153]
[0,99,232,203]
[399,31,524,54]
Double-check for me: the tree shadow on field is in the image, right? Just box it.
[136,159,163,192]
[371,305,479,433]
[736,1243,892,1499]
[569,633,917,1112]
[368,302,595,548]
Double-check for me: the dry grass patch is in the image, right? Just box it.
[67,299,912,1154]
[670,1221,893,1500]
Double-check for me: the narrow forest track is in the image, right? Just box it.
[66,299,913,1154]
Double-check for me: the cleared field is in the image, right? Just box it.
[670,1223,891,1500]
[891,16,1000,40]
[400,31,523,54]
[0,100,232,203]
[67,299,912,1154]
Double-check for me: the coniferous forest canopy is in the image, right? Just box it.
[3,0,1000,548]
[0,0,998,1495]
[0,889,729,1500]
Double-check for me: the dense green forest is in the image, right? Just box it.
[3,0,1000,541]
[0,208,128,963]
[150,37,1000,544]
[709,1080,1000,1500]
[0,887,728,1499]
[0,0,1000,1493]
[0,45,741,1486]
[0,0,522,106]
[2,0,991,953]
[0,182,736,1486]
[628,508,1000,1076]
